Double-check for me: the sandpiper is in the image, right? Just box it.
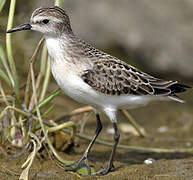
[7,6,190,175]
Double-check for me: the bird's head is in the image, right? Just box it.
[7,6,73,36]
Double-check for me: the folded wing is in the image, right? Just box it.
[81,59,190,102]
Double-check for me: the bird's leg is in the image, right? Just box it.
[65,113,102,174]
[92,122,120,175]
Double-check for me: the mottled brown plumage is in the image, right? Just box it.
[80,46,189,100]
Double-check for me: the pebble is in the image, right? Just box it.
[106,128,114,134]
[144,158,156,165]
[158,126,169,133]
[119,123,139,136]
[186,142,191,147]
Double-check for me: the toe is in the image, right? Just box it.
[92,167,109,176]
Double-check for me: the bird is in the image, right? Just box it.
[7,6,190,175]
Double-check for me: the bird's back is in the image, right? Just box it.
[72,38,191,103]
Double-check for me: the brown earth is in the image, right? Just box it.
[0,89,193,180]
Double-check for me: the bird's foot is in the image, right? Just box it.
[92,163,114,176]
[64,152,92,175]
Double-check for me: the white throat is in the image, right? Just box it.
[45,35,62,59]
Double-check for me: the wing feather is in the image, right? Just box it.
[81,59,190,98]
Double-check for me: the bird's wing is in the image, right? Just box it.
[81,58,182,96]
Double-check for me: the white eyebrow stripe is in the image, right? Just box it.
[31,16,63,23]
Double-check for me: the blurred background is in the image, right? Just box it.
[1,0,193,81]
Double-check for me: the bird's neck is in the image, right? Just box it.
[45,33,75,60]
[45,35,61,60]
[45,33,92,73]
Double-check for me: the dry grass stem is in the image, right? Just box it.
[121,109,147,137]
[54,106,93,122]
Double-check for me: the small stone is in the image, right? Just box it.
[158,126,169,133]
[106,128,114,134]
[144,158,156,165]
[186,142,191,147]
[12,139,23,147]
[119,123,139,136]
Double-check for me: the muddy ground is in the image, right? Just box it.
[0,87,193,180]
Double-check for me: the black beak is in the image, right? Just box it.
[7,22,32,33]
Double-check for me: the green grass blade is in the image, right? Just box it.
[77,166,95,175]
[55,0,64,7]
[0,43,14,87]
[0,81,9,105]
[6,0,20,100]
[41,105,54,118]
[39,56,50,102]
[0,68,12,87]
[40,43,48,75]
[0,0,6,13]
[32,88,61,113]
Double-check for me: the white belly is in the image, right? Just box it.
[51,63,154,110]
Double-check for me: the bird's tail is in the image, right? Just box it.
[168,83,191,103]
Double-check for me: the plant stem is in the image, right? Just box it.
[0,44,14,87]
[40,43,48,75]
[24,38,44,109]
[32,88,61,114]
[61,128,193,153]
[0,69,12,87]
[6,0,20,100]
[39,57,51,102]
[121,110,147,137]
[30,56,69,165]
[55,0,64,7]
[2,105,193,154]
[54,105,93,122]
[0,82,9,106]
[48,121,74,133]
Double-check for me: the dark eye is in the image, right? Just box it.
[42,19,49,24]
